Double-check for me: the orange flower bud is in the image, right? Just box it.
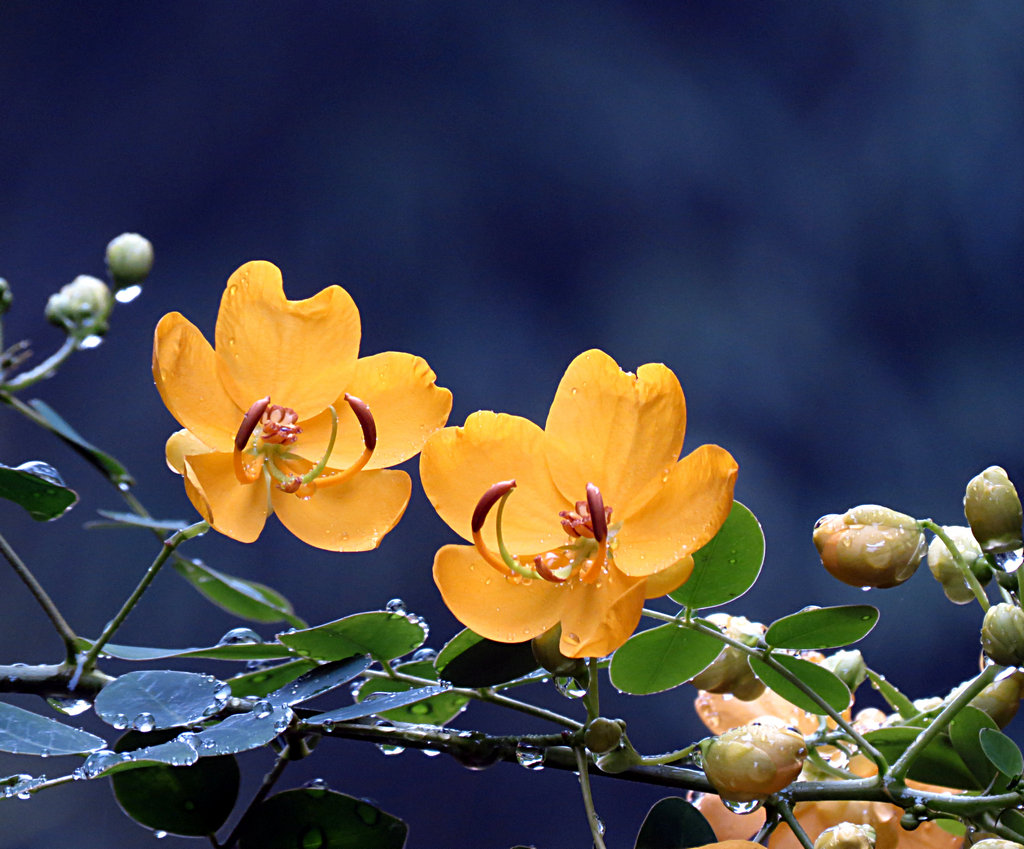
[812,822,876,849]
[969,670,1024,728]
[690,614,766,701]
[927,525,985,604]
[702,722,807,802]
[813,505,925,589]
[981,603,1024,667]
[964,466,1023,555]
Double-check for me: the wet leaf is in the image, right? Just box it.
[434,628,539,688]
[88,510,191,532]
[267,656,370,708]
[0,460,77,520]
[865,725,980,790]
[865,668,917,719]
[670,501,763,610]
[238,788,407,849]
[354,661,469,725]
[174,558,305,627]
[949,705,1000,787]
[765,605,879,650]
[0,701,105,755]
[610,623,723,695]
[79,638,295,662]
[94,670,229,730]
[279,612,427,663]
[26,398,133,485]
[634,796,717,849]
[310,686,447,726]
[188,704,293,756]
[980,727,1024,778]
[749,654,850,715]
[228,659,318,698]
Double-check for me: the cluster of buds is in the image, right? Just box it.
[813,505,926,589]
[701,721,807,802]
[45,275,114,341]
[689,613,766,701]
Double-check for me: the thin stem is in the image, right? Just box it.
[81,520,208,670]
[0,529,78,662]
[574,745,607,849]
[583,657,600,721]
[215,747,291,849]
[774,798,814,849]
[3,337,77,391]
[921,520,990,611]
[638,743,698,766]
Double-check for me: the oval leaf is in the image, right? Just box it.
[188,705,293,756]
[634,796,716,849]
[80,638,295,662]
[0,701,105,755]
[980,727,1024,778]
[749,654,850,715]
[280,611,427,663]
[949,705,1000,787]
[435,628,539,687]
[765,605,879,650]
[311,686,447,725]
[267,656,370,708]
[610,624,723,695]
[238,788,407,849]
[174,559,304,627]
[0,460,77,521]
[864,726,980,790]
[228,659,318,699]
[355,661,470,725]
[670,501,763,610]
[95,670,229,730]
[27,398,133,485]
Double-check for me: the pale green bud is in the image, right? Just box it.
[981,603,1024,667]
[105,232,153,289]
[583,717,625,755]
[813,822,877,849]
[531,623,586,678]
[927,526,984,604]
[45,275,113,339]
[594,733,643,773]
[0,278,11,316]
[970,840,1024,849]
[689,613,766,701]
[813,505,925,589]
[969,670,1024,728]
[822,650,867,693]
[965,466,1023,555]
[701,722,806,802]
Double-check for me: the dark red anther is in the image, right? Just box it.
[235,396,271,451]
[471,480,517,534]
[344,393,377,451]
[586,483,607,543]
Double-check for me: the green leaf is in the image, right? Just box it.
[865,668,916,719]
[79,638,295,662]
[670,501,763,610]
[765,605,879,650]
[0,774,47,798]
[94,670,229,730]
[998,808,1024,841]
[174,558,305,627]
[110,729,239,836]
[949,705,1000,787]
[310,686,447,726]
[864,726,980,790]
[188,705,293,756]
[238,788,407,849]
[0,460,77,521]
[634,797,716,849]
[80,739,200,778]
[267,657,370,708]
[0,701,105,755]
[434,628,540,687]
[749,654,850,715]
[88,510,191,532]
[980,727,1024,778]
[228,659,318,698]
[355,661,470,725]
[609,623,723,695]
[280,612,427,663]
[25,399,132,484]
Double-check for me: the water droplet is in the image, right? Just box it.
[594,816,606,836]
[299,826,326,849]
[376,742,405,756]
[303,777,329,791]
[571,387,579,395]
[47,696,91,716]
[723,797,764,815]
[411,648,437,663]
[153,830,168,840]
[214,683,232,702]
[273,714,291,733]
[110,713,129,730]
[132,712,156,733]
[515,742,545,770]
[115,284,142,304]
[217,627,262,646]
[555,677,587,699]
[998,550,1023,573]
[252,700,274,719]
[385,598,406,615]
[79,335,103,349]
[421,748,440,757]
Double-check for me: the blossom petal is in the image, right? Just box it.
[420,412,567,552]
[544,349,686,516]
[214,261,360,420]
[165,429,214,474]
[153,313,241,452]
[556,565,647,658]
[642,556,694,599]
[433,544,563,643]
[183,453,269,543]
[299,352,453,470]
[614,444,738,577]
[271,469,411,552]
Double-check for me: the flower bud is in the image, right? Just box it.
[927,526,985,604]
[0,278,11,316]
[701,723,806,802]
[813,822,877,849]
[813,505,926,589]
[969,670,1024,728]
[981,604,1024,667]
[965,466,1023,555]
[584,717,625,755]
[822,650,867,693]
[45,275,113,339]
[970,840,1024,849]
[105,232,154,289]
[594,733,643,773]
[531,623,587,678]
[690,614,766,701]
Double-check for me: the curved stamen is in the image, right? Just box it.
[309,395,376,489]
[471,481,518,577]
[234,396,271,484]
[579,483,608,583]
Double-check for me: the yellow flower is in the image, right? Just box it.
[153,261,452,550]
[420,349,737,658]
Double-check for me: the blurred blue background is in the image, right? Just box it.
[1,1,1023,846]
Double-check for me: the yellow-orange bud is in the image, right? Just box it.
[813,822,877,849]
[981,604,1024,668]
[969,670,1024,729]
[964,466,1023,555]
[927,525,984,604]
[701,722,806,802]
[689,614,766,701]
[813,505,925,589]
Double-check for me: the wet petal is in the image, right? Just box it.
[544,349,686,516]
[183,453,269,543]
[433,544,564,643]
[300,352,452,470]
[557,565,647,658]
[420,411,567,552]
[214,261,361,420]
[271,469,411,552]
[165,429,214,474]
[614,444,737,577]
[153,313,241,452]
[642,556,694,599]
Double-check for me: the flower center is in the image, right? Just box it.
[232,394,377,496]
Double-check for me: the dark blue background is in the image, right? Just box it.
[1,2,1023,846]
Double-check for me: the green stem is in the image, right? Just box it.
[638,743,697,766]
[921,520,990,611]
[215,747,291,849]
[582,657,600,721]
[0,529,78,663]
[574,744,607,849]
[81,520,208,670]
[3,337,77,391]
[774,798,814,849]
